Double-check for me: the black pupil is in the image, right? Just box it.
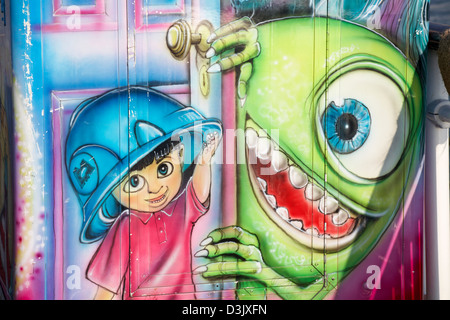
[130,176,140,187]
[336,113,358,141]
[159,164,168,175]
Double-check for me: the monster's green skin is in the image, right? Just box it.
[200,17,423,299]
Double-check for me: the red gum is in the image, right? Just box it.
[251,159,356,238]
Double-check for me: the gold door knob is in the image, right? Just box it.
[166,20,213,60]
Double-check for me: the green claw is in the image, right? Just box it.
[197,261,263,278]
[197,241,261,261]
[207,17,254,44]
[238,62,253,100]
[201,225,259,247]
[206,17,260,73]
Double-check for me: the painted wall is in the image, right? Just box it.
[0,0,14,300]
[2,0,428,300]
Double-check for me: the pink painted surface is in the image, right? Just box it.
[51,88,109,300]
[329,164,424,300]
[51,85,190,299]
[138,0,185,15]
[37,1,117,33]
[221,71,236,228]
[53,0,106,15]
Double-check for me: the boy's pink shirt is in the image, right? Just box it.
[86,179,208,299]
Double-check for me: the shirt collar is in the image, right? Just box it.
[129,198,177,224]
[128,185,188,223]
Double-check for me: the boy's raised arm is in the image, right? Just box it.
[192,132,220,204]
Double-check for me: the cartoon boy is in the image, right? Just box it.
[65,86,222,300]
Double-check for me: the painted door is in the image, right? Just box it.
[8,0,428,301]
[122,0,227,300]
[187,0,427,300]
[10,0,223,300]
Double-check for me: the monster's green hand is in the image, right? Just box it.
[206,17,260,102]
[194,226,262,276]
[194,226,333,300]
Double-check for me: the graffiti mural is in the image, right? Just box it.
[195,6,426,299]
[3,0,428,300]
[65,87,222,299]
[0,0,13,299]
[0,100,13,300]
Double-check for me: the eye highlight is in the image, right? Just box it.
[322,99,371,154]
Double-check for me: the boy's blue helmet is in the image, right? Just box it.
[65,86,222,243]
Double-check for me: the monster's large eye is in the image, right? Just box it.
[319,70,408,179]
[322,99,371,154]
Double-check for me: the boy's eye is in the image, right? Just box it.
[123,174,146,193]
[157,162,174,178]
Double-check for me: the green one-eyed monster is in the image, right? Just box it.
[194,17,423,300]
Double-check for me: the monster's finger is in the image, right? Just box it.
[207,16,254,44]
[206,28,258,59]
[239,61,253,84]
[194,261,262,278]
[238,62,253,100]
[200,226,259,247]
[195,241,261,261]
[208,42,261,73]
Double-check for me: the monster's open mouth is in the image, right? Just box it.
[245,119,367,252]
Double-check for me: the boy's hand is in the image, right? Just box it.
[192,131,220,203]
[197,132,220,165]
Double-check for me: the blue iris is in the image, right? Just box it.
[321,99,371,154]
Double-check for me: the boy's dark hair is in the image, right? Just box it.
[131,139,181,171]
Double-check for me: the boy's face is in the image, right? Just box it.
[112,147,184,213]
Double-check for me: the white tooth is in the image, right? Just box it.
[245,128,258,149]
[257,177,267,192]
[290,219,303,230]
[257,137,272,160]
[276,207,289,220]
[270,139,280,151]
[288,166,308,189]
[271,150,288,172]
[304,183,324,201]
[318,196,339,214]
[332,209,349,226]
[265,193,277,208]
[305,228,319,236]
